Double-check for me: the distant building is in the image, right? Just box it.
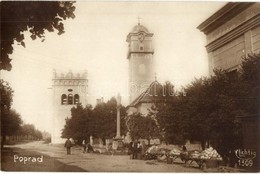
[127,80,175,116]
[126,22,174,116]
[197,2,260,75]
[52,70,88,144]
[127,22,155,104]
[96,97,104,106]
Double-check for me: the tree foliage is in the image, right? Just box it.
[154,96,188,145]
[126,112,160,144]
[1,109,22,137]
[20,124,43,140]
[1,80,22,145]
[93,97,127,142]
[0,80,13,110]
[62,97,127,144]
[153,53,259,156]
[1,1,76,70]
[61,104,94,141]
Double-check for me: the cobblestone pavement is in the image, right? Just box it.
[6,141,202,172]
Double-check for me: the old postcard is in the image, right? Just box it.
[1,1,259,172]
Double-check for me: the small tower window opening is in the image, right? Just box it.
[140,46,144,51]
[74,94,80,104]
[61,94,67,105]
[68,94,73,105]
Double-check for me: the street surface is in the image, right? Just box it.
[3,141,202,172]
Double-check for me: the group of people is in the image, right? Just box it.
[64,138,93,155]
[128,140,145,159]
[82,139,94,153]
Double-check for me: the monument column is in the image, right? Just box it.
[116,93,121,138]
[112,93,124,151]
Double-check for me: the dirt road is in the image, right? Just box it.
[3,141,201,172]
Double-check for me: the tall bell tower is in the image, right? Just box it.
[52,70,88,144]
[127,22,155,103]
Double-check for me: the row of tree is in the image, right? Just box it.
[61,98,127,144]
[61,82,174,145]
[1,80,43,147]
[153,53,259,157]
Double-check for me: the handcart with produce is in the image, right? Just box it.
[144,146,170,161]
[166,148,182,164]
[181,147,223,169]
[144,145,159,160]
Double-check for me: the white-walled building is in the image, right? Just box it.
[51,70,88,144]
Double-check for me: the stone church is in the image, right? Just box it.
[51,70,88,144]
[126,22,174,116]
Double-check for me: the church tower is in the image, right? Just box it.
[127,22,155,103]
[52,70,88,144]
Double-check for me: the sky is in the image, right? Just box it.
[2,1,226,133]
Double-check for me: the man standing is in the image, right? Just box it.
[64,138,72,155]
[82,139,87,153]
[132,140,138,159]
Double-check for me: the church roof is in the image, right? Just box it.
[128,81,174,107]
[131,24,149,33]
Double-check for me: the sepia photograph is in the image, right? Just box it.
[1,1,259,172]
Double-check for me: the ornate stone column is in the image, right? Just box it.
[115,93,121,138]
[112,93,124,151]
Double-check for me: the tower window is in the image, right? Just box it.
[68,94,73,105]
[74,94,80,104]
[140,46,144,51]
[61,94,67,105]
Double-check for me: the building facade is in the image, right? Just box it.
[127,22,155,104]
[52,70,88,144]
[198,3,260,170]
[197,2,260,75]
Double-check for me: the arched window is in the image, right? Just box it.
[74,94,80,104]
[61,94,67,105]
[68,94,73,105]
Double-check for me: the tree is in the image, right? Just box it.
[20,124,43,140]
[182,70,245,152]
[1,1,76,70]
[93,97,127,143]
[1,109,22,148]
[152,54,259,155]
[126,113,160,145]
[61,104,94,143]
[154,96,189,145]
[1,80,23,148]
[0,80,13,110]
[239,53,260,115]
[62,97,128,145]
